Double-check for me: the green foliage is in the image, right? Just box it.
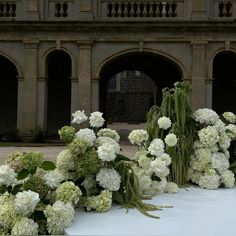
[147,81,197,186]
[58,126,75,143]
[30,127,47,143]
[4,129,22,142]
[40,161,56,171]
[74,148,102,179]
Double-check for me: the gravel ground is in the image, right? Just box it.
[0,144,137,164]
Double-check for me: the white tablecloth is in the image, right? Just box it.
[65,187,236,236]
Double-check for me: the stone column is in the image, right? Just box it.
[91,79,99,112]
[191,41,207,110]
[37,77,47,129]
[25,0,39,20]
[21,40,39,135]
[71,77,79,113]
[205,78,214,109]
[17,76,24,131]
[79,0,93,20]
[77,41,93,114]
[191,0,208,20]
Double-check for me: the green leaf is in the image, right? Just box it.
[7,186,12,192]
[12,184,23,195]
[0,185,7,194]
[29,168,37,175]
[40,161,56,171]
[116,154,130,162]
[17,169,29,180]
[113,191,125,205]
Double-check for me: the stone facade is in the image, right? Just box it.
[0,0,236,136]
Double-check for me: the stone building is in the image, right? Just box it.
[0,0,236,136]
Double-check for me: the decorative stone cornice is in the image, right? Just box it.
[23,40,40,49]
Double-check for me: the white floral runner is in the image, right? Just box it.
[65,187,236,236]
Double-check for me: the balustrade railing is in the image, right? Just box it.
[106,1,178,18]
[211,0,234,18]
[0,2,16,17]
[54,2,69,17]
[218,1,232,17]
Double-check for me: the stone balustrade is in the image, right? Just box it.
[0,0,235,21]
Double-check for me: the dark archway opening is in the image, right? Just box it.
[100,52,182,125]
[213,51,236,114]
[46,50,71,136]
[0,55,18,133]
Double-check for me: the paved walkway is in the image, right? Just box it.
[0,144,137,164]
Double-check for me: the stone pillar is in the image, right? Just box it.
[21,40,39,135]
[25,0,39,20]
[37,77,47,129]
[205,78,214,109]
[191,41,207,110]
[79,0,93,20]
[17,76,24,131]
[91,79,99,112]
[78,41,93,114]
[191,0,208,20]
[71,77,79,113]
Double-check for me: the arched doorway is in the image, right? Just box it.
[213,51,236,114]
[46,50,72,136]
[99,52,182,130]
[0,55,18,133]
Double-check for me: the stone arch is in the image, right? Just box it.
[211,49,236,114]
[45,50,72,136]
[98,49,183,125]
[0,54,18,133]
[0,51,23,77]
[96,48,187,80]
[42,47,75,78]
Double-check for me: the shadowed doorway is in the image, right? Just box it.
[213,51,236,114]
[46,50,72,136]
[0,55,18,133]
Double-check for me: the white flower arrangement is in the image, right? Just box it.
[148,138,165,157]
[198,126,219,147]
[71,110,88,124]
[96,136,120,154]
[164,133,178,147]
[97,142,117,162]
[75,128,96,147]
[165,182,178,194]
[96,168,121,191]
[14,190,40,215]
[11,217,39,235]
[89,111,105,128]
[0,164,17,187]
[222,112,236,124]
[128,129,149,146]
[97,128,120,142]
[157,116,172,130]
[193,108,219,125]
[44,169,64,188]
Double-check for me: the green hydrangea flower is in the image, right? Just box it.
[56,181,82,205]
[83,190,112,212]
[68,138,90,156]
[20,152,43,172]
[11,217,38,235]
[23,176,49,199]
[58,126,75,143]
[0,227,9,235]
[5,152,24,173]
[74,149,102,179]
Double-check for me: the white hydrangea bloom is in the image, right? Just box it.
[71,110,88,124]
[221,170,235,188]
[225,124,236,140]
[14,190,40,215]
[148,138,165,157]
[222,112,236,124]
[188,169,202,184]
[157,116,172,130]
[44,201,74,235]
[97,128,120,142]
[11,217,38,235]
[138,155,152,169]
[0,164,17,187]
[164,133,178,147]
[96,136,120,154]
[56,149,74,171]
[213,119,226,134]
[149,178,167,195]
[165,182,178,194]
[211,152,229,174]
[128,129,149,146]
[198,126,219,147]
[160,153,171,166]
[89,111,105,128]
[97,142,117,162]
[218,133,231,151]
[193,108,219,125]
[44,169,64,188]
[75,128,96,147]
[96,168,121,191]
[138,175,152,194]
[198,170,220,189]
[150,159,169,177]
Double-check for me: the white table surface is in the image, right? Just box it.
[65,187,236,236]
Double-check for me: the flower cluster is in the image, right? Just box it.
[189,108,235,189]
[129,118,178,196]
